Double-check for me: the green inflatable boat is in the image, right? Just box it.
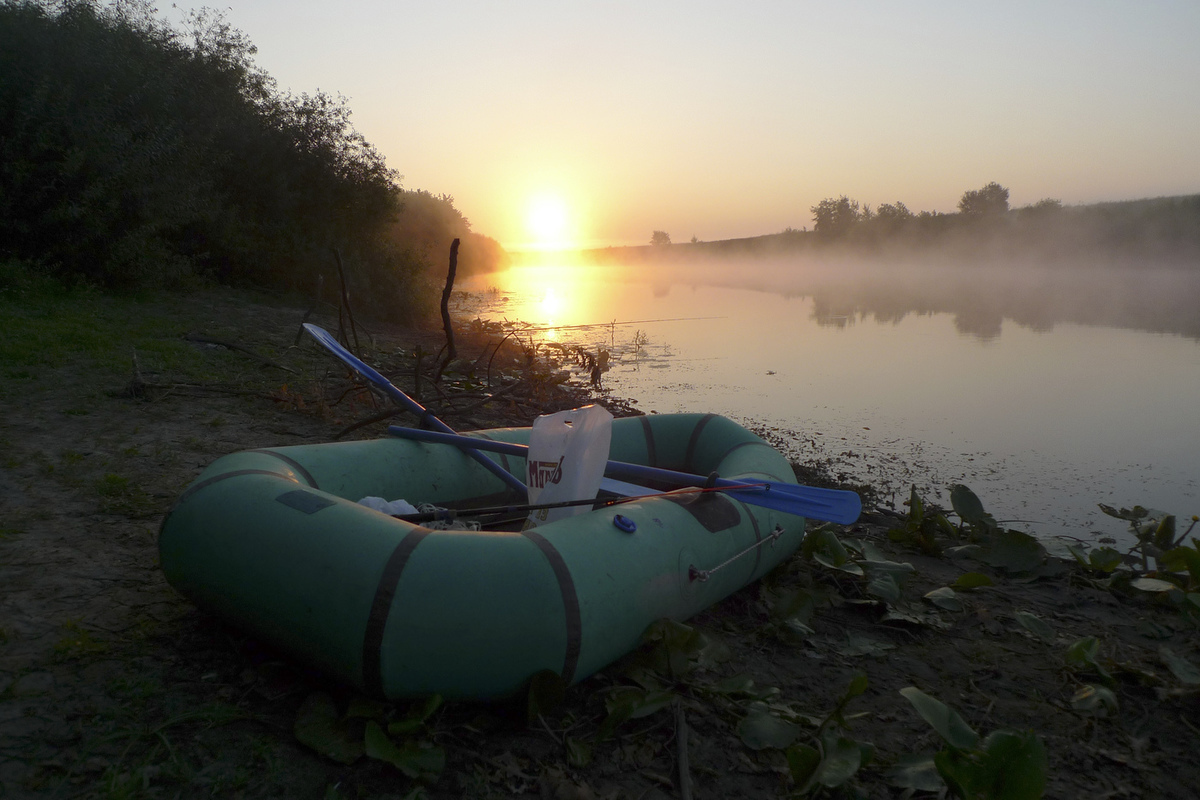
[159,413,807,699]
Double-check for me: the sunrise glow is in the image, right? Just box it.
[525,194,573,250]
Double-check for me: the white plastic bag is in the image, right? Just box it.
[357,496,419,516]
[525,404,613,528]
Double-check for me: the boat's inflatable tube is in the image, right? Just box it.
[159,413,806,699]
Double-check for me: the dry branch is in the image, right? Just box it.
[184,332,297,373]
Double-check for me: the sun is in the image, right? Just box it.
[526,194,571,247]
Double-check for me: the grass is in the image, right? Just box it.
[0,265,306,399]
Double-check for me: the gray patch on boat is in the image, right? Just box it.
[276,489,336,514]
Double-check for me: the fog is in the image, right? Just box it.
[507,195,1200,341]
[633,257,1200,342]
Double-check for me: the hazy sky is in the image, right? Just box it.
[187,1,1200,249]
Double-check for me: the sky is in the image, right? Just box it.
[177,1,1200,249]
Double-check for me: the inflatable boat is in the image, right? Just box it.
[159,413,810,700]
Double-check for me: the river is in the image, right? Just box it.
[457,254,1200,547]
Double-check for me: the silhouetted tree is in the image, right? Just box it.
[811,196,863,238]
[875,201,914,224]
[958,182,1010,216]
[650,230,672,246]
[1018,198,1063,217]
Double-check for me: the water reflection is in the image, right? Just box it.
[459,258,1200,546]
[485,257,1200,342]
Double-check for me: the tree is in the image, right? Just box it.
[810,196,863,238]
[958,182,1010,217]
[650,230,671,246]
[1018,198,1063,217]
[875,201,914,224]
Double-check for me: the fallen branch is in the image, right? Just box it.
[184,332,297,374]
[125,381,291,402]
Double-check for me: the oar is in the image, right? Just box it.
[303,323,527,495]
[387,426,862,525]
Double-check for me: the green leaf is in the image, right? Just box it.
[976,729,1048,800]
[637,618,729,678]
[924,587,963,612]
[907,485,925,524]
[389,694,444,735]
[1099,504,1150,522]
[867,572,902,603]
[736,708,801,750]
[813,733,863,788]
[952,571,994,590]
[1154,515,1177,550]
[767,587,815,624]
[364,721,444,782]
[565,736,592,768]
[786,744,822,791]
[1162,546,1200,584]
[844,673,869,700]
[1088,547,1124,573]
[950,484,997,530]
[900,687,979,750]
[980,530,1046,574]
[599,687,675,740]
[713,674,757,696]
[861,558,916,580]
[1159,646,1200,685]
[1065,636,1100,667]
[1131,577,1178,593]
[933,748,976,798]
[1065,636,1113,684]
[294,693,363,765]
[1070,684,1119,716]
[803,527,850,567]
[1014,611,1056,643]
[884,754,944,792]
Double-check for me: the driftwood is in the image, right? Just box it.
[183,332,297,374]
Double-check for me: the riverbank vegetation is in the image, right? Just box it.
[0,0,504,320]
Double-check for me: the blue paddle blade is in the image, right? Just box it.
[722,483,862,526]
[386,425,862,525]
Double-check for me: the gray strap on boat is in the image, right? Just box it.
[688,525,785,583]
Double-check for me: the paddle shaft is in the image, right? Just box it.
[386,425,862,524]
[303,323,527,494]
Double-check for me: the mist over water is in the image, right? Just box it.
[457,255,1200,547]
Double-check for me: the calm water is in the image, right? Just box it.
[457,258,1200,546]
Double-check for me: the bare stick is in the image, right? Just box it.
[183,333,297,374]
[333,248,361,356]
[675,699,693,800]
[436,238,460,383]
[294,273,325,346]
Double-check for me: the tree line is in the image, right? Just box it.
[804,182,1200,265]
[0,0,503,319]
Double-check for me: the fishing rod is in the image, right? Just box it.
[394,482,771,526]
[387,426,862,525]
